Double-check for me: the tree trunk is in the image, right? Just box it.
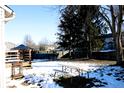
[116,34,123,65]
[116,5,123,65]
[69,47,71,59]
[88,33,92,59]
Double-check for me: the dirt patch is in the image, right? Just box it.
[57,59,116,66]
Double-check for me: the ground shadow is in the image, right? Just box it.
[53,76,107,88]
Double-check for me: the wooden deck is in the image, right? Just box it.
[5,50,32,79]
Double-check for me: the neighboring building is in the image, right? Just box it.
[92,32,124,60]
[5,42,16,51]
[100,32,124,51]
[100,33,115,51]
[45,45,56,53]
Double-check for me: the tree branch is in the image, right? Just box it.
[99,11,112,32]
[100,6,110,11]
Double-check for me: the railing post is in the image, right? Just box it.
[0,6,6,88]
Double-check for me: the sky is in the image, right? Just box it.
[5,5,61,45]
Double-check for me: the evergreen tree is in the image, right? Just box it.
[57,5,108,58]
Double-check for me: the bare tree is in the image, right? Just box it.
[38,41,46,52]
[23,35,36,49]
[38,38,49,52]
[100,5,124,65]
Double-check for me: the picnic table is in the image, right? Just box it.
[53,63,94,78]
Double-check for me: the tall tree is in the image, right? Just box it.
[57,6,89,58]
[100,5,124,65]
[57,5,107,58]
[77,5,108,58]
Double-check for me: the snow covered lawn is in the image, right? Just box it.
[6,60,124,88]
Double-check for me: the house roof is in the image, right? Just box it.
[0,5,15,22]
[11,44,32,50]
[4,5,14,18]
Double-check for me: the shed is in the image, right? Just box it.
[11,44,32,64]
[5,44,32,80]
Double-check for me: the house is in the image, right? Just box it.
[45,45,56,53]
[100,32,124,51]
[0,5,15,88]
[92,32,124,60]
[100,33,115,51]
